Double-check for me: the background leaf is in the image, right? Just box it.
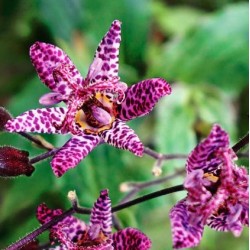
[148,3,249,94]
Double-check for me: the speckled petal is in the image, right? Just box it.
[90,189,112,237]
[186,124,229,173]
[100,120,144,156]
[112,227,151,250]
[51,134,101,177]
[52,234,113,250]
[36,203,63,224]
[207,203,247,237]
[30,42,84,95]
[37,203,87,243]
[4,107,67,134]
[117,78,171,121]
[86,20,121,84]
[184,169,213,224]
[170,199,204,249]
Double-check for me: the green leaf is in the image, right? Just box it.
[152,1,205,36]
[36,0,150,69]
[155,84,197,154]
[149,3,249,94]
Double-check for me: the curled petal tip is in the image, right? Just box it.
[39,92,65,105]
[100,189,109,196]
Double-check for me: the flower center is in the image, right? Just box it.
[203,171,221,194]
[77,224,109,247]
[75,92,117,134]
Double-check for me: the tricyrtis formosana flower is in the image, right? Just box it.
[36,189,151,249]
[170,124,249,249]
[5,20,171,177]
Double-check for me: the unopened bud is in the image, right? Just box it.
[120,182,133,192]
[68,190,78,207]
[152,166,162,177]
[20,240,39,250]
[0,107,12,131]
[0,146,35,177]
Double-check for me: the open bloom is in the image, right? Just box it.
[5,20,171,177]
[36,189,151,249]
[170,124,249,249]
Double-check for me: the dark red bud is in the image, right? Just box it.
[0,146,35,177]
[20,240,39,250]
[0,107,12,131]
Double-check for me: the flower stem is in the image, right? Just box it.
[143,147,187,160]
[112,184,184,212]
[232,132,249,153]
[30,148,59,164]
[119,168,185,203]
[18,132,54,151]
[5,208,75,250]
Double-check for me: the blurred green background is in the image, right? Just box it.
[0,0,248,249]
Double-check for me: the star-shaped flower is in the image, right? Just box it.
[5,20,171,177]
[169,124,249,249]
[36,189,151,249]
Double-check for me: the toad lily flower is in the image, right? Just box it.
[170,124,249,249]
[36,189,151,249]
[5,20,171,177]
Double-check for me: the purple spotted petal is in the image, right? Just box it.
[185,154,231,225]
[184,169,213,224]
[39,92,66,105]
[86,20,121,84]
[117,78,171,121]
[4,107,67,134]
[90,189,112,237]
[169,199,204,249]
[37,203,87,243]
[112,227,151,250]
[186,124,229,174]
[100,120,144,156]
[205,154,249,236]
[30,42,84,95]
[207,203,247,237]
[36,203,63,224]
[52,236,113,250]
[51,134,101,177]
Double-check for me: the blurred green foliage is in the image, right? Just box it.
[0,0,248,249]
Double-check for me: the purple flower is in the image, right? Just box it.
[5,20,171,177]
[36,189,151,249]
[170,124,249,249]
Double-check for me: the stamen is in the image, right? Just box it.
[88,224,101,240]
[91,106,112,125]
[203,173,219,183]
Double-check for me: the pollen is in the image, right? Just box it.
[203,173,219,183]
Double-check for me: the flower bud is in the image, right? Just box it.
[67,190,79,207]
[120,182,134,192]
[20,240,39,249]
[0,146,35,177]
[0,107,12,131]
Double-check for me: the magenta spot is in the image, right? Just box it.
[106,39,113,45]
